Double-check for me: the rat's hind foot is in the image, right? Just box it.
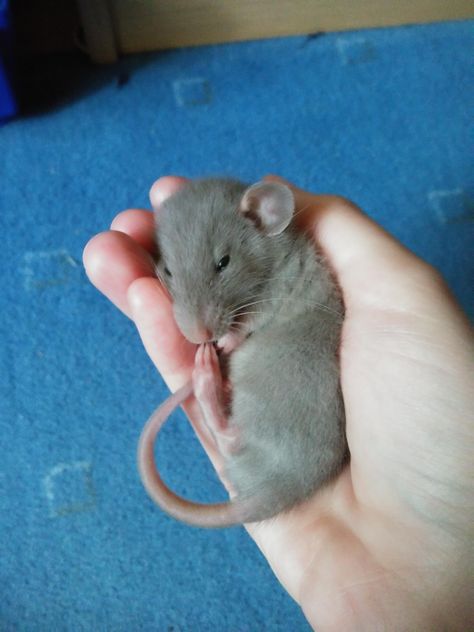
[193,344,240,456]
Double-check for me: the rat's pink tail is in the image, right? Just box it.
[137,382,247,528]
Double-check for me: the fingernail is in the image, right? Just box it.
[149,182,164,209]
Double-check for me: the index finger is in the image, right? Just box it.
[128,176,196,390]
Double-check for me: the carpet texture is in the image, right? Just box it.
[1,19,473,631]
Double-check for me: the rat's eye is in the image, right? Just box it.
[164,266,172,277]
[216,255,230,273]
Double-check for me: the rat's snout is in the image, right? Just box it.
[183,323,212,344]
[173,304,213,344]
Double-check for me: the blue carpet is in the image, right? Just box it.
[1,20,473,631]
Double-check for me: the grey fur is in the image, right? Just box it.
[147,178,348,525]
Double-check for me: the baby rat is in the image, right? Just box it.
[137,178,348,528]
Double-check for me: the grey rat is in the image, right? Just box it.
[137,178,348,528]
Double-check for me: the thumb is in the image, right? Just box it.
[264,175,438,313]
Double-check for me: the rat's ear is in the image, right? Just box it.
[239,182,294,236]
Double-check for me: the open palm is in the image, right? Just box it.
[84,176,473,631]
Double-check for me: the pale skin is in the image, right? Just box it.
[83,175,473,631]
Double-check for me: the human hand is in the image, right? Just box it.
[83,176,473,631]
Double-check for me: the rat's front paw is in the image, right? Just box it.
[217,332,246,354]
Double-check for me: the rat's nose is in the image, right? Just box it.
[184,322,213,344]
[173,306,214,343]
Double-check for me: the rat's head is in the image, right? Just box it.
[154,179,295,345]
